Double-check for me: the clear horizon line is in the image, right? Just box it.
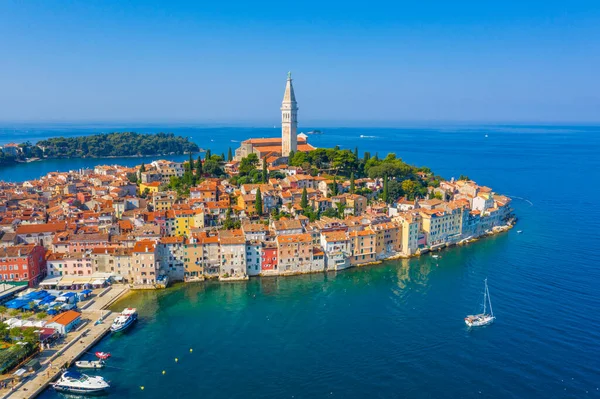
[0,118,599,128]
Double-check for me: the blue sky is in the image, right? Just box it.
[1,0,599,124]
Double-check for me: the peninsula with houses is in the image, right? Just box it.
[0,73,516,290]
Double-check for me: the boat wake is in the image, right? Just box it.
[507,195,534,206]
[359,135,377,138]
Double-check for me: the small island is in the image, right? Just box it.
[0,132,199,167]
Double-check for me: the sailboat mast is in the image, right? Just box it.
[486,280,494,317]
[483,279,487,315]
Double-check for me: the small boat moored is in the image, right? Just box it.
[110,307,138,333]
[95,352,111,360]
[465,279,496,328]
[75,360,105,369]
[51,371,110,394]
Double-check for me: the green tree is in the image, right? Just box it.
[0,306,7,321]
[387,180,403,202]
[239,153,259,176]
[288,149,295,163]
[228,147,233,162]
[205,149,212,160]
[35,312,48,320]
[204,156,224,177]
[262,161,268,183]
[350,172,355,194]
[140,163,146,173]
[127,172,138,184]
[458,174,470,181]
[301,187,308,209]
[330,176,339,196]
[354,146,359,158]
[196,155,203,177]
[382,175,389,203]
[401,179,418,199]
[255,188,263,215]
[322,207,338,218]
[363,152,371,162]
[337,202,347,219]
[223,207,234,229]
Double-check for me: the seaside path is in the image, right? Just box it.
[3,285,129,399]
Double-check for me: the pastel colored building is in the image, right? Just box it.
[0,244,46,287]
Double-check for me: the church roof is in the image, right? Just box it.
[245,137,308,145]
[282,73,296,103]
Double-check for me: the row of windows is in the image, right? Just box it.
[0,265,27,270]
[1,273,28,279]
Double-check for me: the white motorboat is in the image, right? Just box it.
[465,279,496,328]
[517,230,523,234]
[110,307,138,333]
[51,371,110,394]
[75,360,105,369]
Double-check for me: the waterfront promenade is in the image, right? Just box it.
[2,285,129,399]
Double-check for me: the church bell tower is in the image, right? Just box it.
[281,72,298,157]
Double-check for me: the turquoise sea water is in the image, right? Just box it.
[3,125,599,398]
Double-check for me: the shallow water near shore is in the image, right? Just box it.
[17,124,600,398]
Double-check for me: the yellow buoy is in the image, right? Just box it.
[162,370,166,375]
[175,358,178,362]
[190,348,193,353]
[140,386,145,390]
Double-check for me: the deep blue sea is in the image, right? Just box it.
[3,124,599,398]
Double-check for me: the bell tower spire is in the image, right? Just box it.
[281,72,298,157]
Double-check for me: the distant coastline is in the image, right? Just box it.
[0,132,199,168]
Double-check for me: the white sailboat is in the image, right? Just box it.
[465,279,495,327]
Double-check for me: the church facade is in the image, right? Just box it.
[234,73,315,164]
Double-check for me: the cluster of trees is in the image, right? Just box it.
[229,153,269,186]
[0,150,17,167]
[164,150,225,195]
[0,142,44,166]
[289,147,441,202]
[37,132,199,158]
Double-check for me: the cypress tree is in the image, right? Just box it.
[364,152,370,162]
[350,172,355,194]
[301,187,308,209]
[205,149,211,160]
[228,147,233,162]
[188,153,194,171]
[255,188,263,216]
[374,152,379,162]
[262,161,268,183]
[354,146,358,158]
[196,155,203,177]
[331,176,339,196]
[140,163,146,173]
[221,152,225,161]
[383,175,389,203]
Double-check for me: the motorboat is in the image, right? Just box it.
[110,307,138,333]
[51,371,110,394]
[517,230,523,234]
[465,279,496,328]
[95,352,111,360]
[75,360,105,369]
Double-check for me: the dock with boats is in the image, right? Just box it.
[2,285,129,399]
